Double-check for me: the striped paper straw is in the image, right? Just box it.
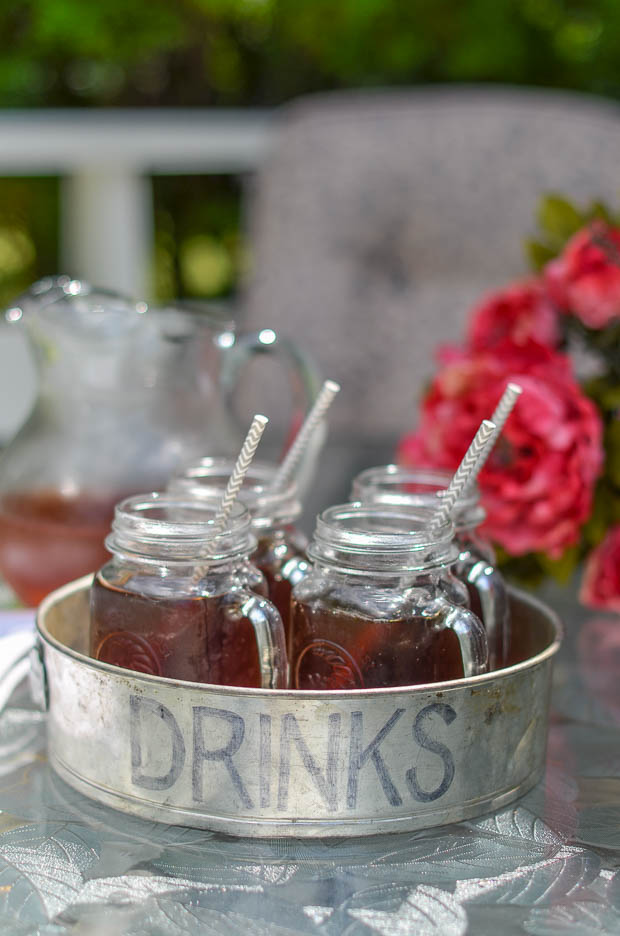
[271,379,340,491]
[432,419,497,529]
[464,381,523,493]
[491,381,522,437]
[193,413,268,576]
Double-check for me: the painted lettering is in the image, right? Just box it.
[278,712,341,811]
[347,709,405,808]
[192,706,253,808]
[406,703,457,802]
[259,713,271,808]
[129,695,185,791]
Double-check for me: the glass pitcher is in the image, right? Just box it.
[0,277,320,606]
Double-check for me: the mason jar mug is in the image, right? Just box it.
[351,466,510,670]
[290,503,488,690]
[169,459,309,641]
[90,493,287,689]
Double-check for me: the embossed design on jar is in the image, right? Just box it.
[295,639,364,690]
[95,631,162,676]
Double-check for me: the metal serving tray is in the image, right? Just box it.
[29,575,560,838]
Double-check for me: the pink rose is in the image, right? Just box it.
[468,279,559,350]
[544,222,620,328]
[580,525,620,613]
[398,339,603,558]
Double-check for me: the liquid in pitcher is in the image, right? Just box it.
[0,489,124,606]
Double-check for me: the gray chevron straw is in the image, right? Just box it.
[193,414,268,576]
[432,419,497,530]
[211,414,269,536]
[271,379,340,491]
[490,381,522,437]
[463,381,523,494]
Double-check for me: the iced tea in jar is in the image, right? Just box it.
[90,493,287,688]
[290,503,488,690]
[351,466,510,670]
[169,459,308,637]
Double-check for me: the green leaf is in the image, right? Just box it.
[537,545,581,584]
[607,419,620,487]
[586,200,616,225]
[583,375,620,412]
[537,194,583,247]
[588,323,620,371]
[495,549,548,588]
[600,386,620,411]
[581,488,609,549]
[524,237,557,271]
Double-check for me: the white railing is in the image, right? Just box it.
[0,108,275,295]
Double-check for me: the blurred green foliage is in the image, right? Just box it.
[2,0,620,107]
[1,0,620,302]
[151,175,244,301]
[0,179,58,305]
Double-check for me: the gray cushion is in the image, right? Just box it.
[243,85,620,446]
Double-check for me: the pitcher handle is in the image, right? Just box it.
[221,329,323,458]
[233,590,288,689]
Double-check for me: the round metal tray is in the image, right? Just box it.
[32,575,561,838]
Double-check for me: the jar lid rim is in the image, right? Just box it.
[169,458,301,526]
[315,502,455,553]
[110,492,254,562]
[353,465,480,512]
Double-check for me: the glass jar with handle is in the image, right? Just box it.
[351,465,510,669]
[290,502,488,690]
[90,492,287,689]
[168,458,309,644]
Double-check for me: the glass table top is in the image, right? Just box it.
[0,594,618,936]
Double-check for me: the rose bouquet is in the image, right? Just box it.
[398,196,620,611]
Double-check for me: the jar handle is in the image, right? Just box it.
[234,591,288,689]
[466,561,511,671]
[443,606,489,677]
[220,329,323,464]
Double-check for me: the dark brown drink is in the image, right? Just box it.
[167,460,307,645]
[351,468,507,671]
[91,574,262,687]
[0,489,124,606]
[290,598,466,690]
